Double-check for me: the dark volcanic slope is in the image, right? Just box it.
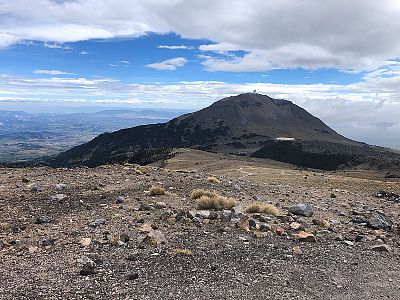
[51,93,361,167]
[180,93,352,144]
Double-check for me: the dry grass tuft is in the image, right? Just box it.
[196,195,238,210]
[173,248,193,256]
[206,176,221,184]
[190,188,218,200]
[149,185,166,196]
[191,189,238,210]
[245,202,280,216]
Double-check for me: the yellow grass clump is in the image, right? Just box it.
[191,189,238,210]
[190,188,218,200]
[206,176,221,184]
[197,195,238,210]
[173,248,193,256]
[245,202,280,216]
[149,185,166,196]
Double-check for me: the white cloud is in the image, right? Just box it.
[120,60,130,64]
[146,57,188,70]
[1,1,399,71]
[33,69,76,75]
[0,33,19,48]
[43,42,72,50]
[158,45,190,50]
[79,51,89,55]
[201,51,272,72]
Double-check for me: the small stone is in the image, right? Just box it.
[288,203,313,217]
[55,183,66,191]
[343,240,354,246]
[296,231,316,242]
[239,233,254,242]
[259,224,272,232]
[127,272,139,280]
[276,227,285,236]
[208,211,219,220]
[313,219,331,228]
[367,212,393,230]
[116,196,125,204]
[139,203,153,211]
[186,210,196,219]
[192,217,202,223]
[79,238,91,247]
[252,213,261,219]
[249,219,258,229]
[50,194,67,201]
[22,178,30,183]
[289,222,301,230]
[321,220,331,228]
[28,246,38,253]
[0,222,10,231]
[231,204,243,215]
[139,223,153,233]
[94,218,106,225]
[126,253,138,261]
[160,210,173,221]
[35,216,50,224]
[355,235,367,242]
[292,246,302,255]
[221,210,232,222]
[80,263,96,276]
[27,183,39,192]
[351,216,368,224]
[330,193,337,198]
[237,215,250,231]
[142,230,167,246]
[370,244,391,252]
[196,210,211,219]
[39,237,55,247]
[155,201,167,209]
[120,233,130,243]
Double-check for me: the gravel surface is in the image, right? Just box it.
[1,149,400,299]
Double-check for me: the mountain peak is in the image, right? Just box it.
[51,93,359,167]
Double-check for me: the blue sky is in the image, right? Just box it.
[0,0,400,148]
[1,33,364,85]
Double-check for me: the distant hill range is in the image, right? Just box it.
[50,93,400,176]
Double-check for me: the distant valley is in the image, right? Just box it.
[0,109,183,163]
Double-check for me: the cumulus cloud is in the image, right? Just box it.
[0,0,399,71]
[158,45,190,50]
[0,33,20,48]
[146,57,188,70]
[201,51,272,72]
[33,69,76,75]
[43,42,72,50]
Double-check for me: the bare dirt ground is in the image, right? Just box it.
[1,148,400,299]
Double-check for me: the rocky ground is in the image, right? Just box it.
[1,148,400,299]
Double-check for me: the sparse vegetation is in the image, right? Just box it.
[190,188,218,200]
[246,202,280,216]
[173,248,193,256]
[206,176,221,184]
[149,185,166,196]
[197,195,238,210]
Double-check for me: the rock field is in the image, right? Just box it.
[1,149,400,299]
